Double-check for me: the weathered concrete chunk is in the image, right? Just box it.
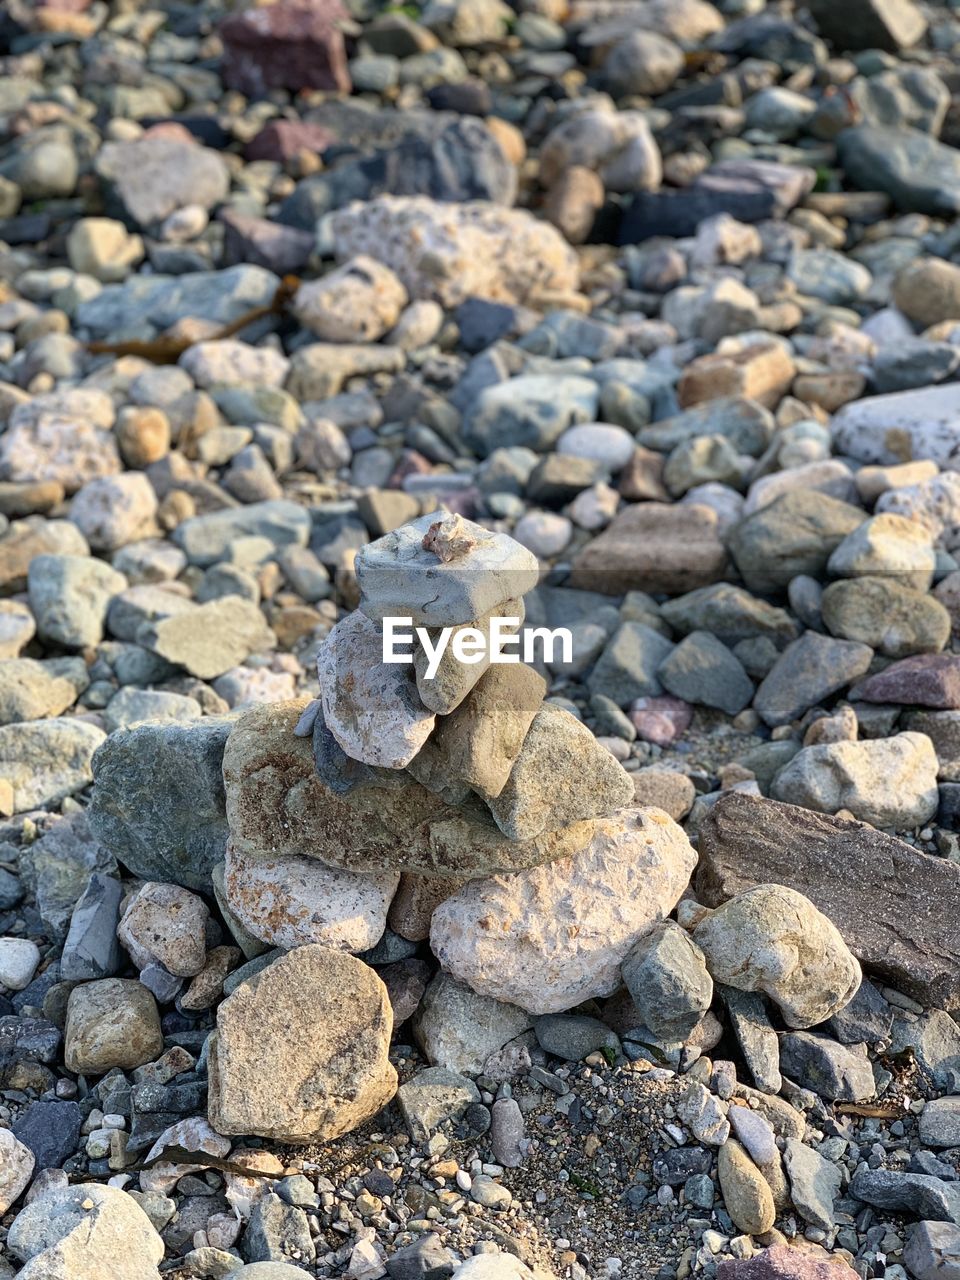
[697,792,960,1010]
[223,841,399,952]
[431,808,697,1014]
[770,731,939,829]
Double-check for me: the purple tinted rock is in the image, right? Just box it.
[219,209,314,275]
[718,1244,859,1280]
[220,0,352,96]
[244,120,336,163]
[856,653,960,708]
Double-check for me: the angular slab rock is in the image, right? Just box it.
[88,718,233,891]
[779,1031,875,1102]
[621,920,713,1041]
[355,511,539,627]
[208,945,397,1143]
[718,1244,860,1279]
[692,885,860,1029]
[412,972,531,1076]
[754,632,873,727]
[570,502,729,595]
[427,661,545,800]
[139,596,276,682]
[855,654,960,709]
[486,703,634,841]
[224,699,599,879]
[317,610,435,769]
[851,1167,960,1226]
[770,731,939,829]
[430,807,697,1014]
[697,792,960,1009]
[223,841,399,953]
[413,598,525,717]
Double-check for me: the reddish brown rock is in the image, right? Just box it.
[219,209,314,275]
[697,791,960,1011]
[244,120,336,163]
[855,653,960,709]
[719,1244,859,1280]
[570,502,729,595]
[220,0,352,97]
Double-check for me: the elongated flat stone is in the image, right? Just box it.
[356,511,539,627]
[224,699,599,879]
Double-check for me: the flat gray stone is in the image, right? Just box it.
[355,511,539,627]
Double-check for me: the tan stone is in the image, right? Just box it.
[570,502,729,596]
[65,979,163,1074]
[717,1139,776,1235]
[208,946,397,1143]
[678,340,795,409]
[487,702,634,840]
[431,661,546,799]
[413,598,526,716]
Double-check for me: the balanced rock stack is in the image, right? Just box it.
[199,509,705,1139]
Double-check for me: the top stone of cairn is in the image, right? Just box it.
[356,510,540,627]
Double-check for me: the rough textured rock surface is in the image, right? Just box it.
[208,946,397,1143]
[87,718,233,891]
[430,808,697,1013]
[692,885,861,1029]
[223,841,399,952]
[223,699,598,878]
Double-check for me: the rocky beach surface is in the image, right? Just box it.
[4,0,960,1278]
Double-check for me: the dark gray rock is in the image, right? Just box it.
[622,922,713,1042]
[824,979,893,1046]
[243,1193,316,1265]
[534,1014,620,1062]
[753,631,873,727]
[807,0,926,53]
[587,622,675,706]
[13,1099,82,1169]
[386,1233,456,1280]
[779,1031,875,1102]
[720,986,782,1093]
[60,872,122,981]
[838,126,960,216]
[851,1168,960,1225]
[657,631,754,715]
[87,718,234,891]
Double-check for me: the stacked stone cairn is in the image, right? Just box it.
[88,510,864,1167]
